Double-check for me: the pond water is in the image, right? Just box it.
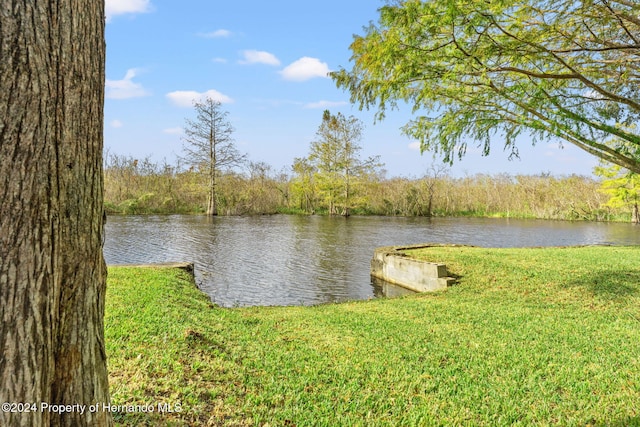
[104,215,640,307]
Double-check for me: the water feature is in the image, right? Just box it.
[104,215,640,307]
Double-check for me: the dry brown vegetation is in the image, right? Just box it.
[104,153,626,221]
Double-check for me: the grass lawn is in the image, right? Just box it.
[105,246,640,426]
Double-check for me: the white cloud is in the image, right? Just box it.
[110,119,124,128]
[166,89,233,107]
[280,57,331,81]
[105,0,152,22]
[583,89,606,100]
[163,127,183,135]
[408,141,421,151]
[105,68,149,99]
[212,57,228,64]
[239,50,281,66]
[198,29,232,38]
[544,142,563,157]
[304,100,348,109]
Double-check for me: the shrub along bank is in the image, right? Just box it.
[104,153,629,220]
[106,246,640,425]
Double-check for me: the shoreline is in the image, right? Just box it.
[105,246,640,425]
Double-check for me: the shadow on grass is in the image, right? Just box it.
[565,270,640,300]
[598,415,640,427]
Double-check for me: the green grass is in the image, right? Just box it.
[106,246,640,426]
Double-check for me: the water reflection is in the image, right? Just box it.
[371,277,418,299]
[104,215,640,307]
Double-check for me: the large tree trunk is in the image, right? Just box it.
[207,169,218,216]
[0,1,112,426]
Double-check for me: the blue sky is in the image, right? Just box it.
[104,0,598,178]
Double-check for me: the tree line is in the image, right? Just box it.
[105,152,633,221]
[106,99,637,221]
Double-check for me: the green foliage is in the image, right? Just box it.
[296,110,384,216]
[104,153,205,214]
[290,157,318,213]
[332,0,640,172]
[594,163,640,222]
[106,246,640,425]
[104,151,621,220]
[595,165,640,208]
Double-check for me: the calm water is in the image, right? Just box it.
[104,215,640,307]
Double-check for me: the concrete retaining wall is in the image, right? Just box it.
[371,244,455,292]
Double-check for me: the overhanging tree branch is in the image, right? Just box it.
[332,0,640,173]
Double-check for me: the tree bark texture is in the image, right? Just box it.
[0,1,112,426]
[208,145,217,215]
